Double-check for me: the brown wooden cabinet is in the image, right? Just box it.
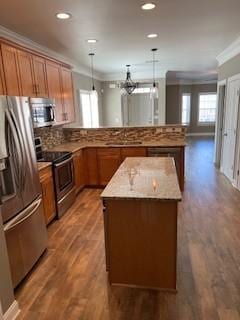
[97,148,122,186]
[39,166,56,225]
[1,43,20,96]
[61,67,75,123]
[0,38,75,124]
[46,60,64,123]
[32,55,48,98]
[73,149,86,194]
[121,147,147,161]
[17,49,35,97]
[0,52,6,95]
[84,148,99,186]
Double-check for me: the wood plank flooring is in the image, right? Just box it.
[16,137,240,320]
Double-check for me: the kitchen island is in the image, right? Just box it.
[101,157,182,291]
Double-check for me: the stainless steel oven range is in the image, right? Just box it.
[35,138,76,218]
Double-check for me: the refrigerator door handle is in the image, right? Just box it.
[5,108,23,189]
[4,197,42,232]
[9,107,27,190]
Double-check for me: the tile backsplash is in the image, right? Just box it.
[34,125,186,150]
[34,127,65,150]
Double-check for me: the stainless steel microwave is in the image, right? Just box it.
[30,97,56,128]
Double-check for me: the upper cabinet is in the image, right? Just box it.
[0,52,6,95]
[32,55,48,98]
[46,60,64,123]
[16,49,35,97]
[1,43,20,96]
[61,67,75,123]
[0,39,75,125]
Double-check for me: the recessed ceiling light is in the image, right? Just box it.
[87,39,98,43]
[147,33,158,38]
[141,2,156,10]
[56,12,71,20]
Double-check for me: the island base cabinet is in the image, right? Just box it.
[103,199,178,291]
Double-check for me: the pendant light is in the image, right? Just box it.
[89,52,96,92]
[150,48,159,99]
[121,65,138,95]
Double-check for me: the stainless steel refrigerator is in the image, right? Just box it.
[0,96,47,288]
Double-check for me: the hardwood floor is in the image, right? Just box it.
[16,137,240,320]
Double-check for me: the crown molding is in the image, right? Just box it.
[101,69,167,81]
[217,36,240,66]
[166,79,217,86]
[0,24,103,80]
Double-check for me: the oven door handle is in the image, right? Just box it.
[54,156,73,167]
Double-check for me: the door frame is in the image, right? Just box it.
[214,79,226,167]
[220,73,240,182]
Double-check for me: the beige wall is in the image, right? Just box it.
[218,54,240,81]
[102,79,166,127]
[0,214,15,314]
[66,72,103,127]
[102,81,122,127]
[166,83,217,133]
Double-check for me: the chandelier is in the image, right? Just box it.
[121,65,138,95]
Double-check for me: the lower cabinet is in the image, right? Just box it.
[39,166,56,225]
[84,148,99,186]
[73,149,86,194]
[97,148,122,186]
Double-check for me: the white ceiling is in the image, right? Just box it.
[0,0,240,80]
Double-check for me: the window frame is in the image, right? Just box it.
[181,92,191,125]
[197,92,217,126]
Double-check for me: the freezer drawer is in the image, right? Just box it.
[4,196,48,288]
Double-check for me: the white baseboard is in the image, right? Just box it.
[186,132,215,137]
[3,301,20,320]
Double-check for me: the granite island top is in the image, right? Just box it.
[48,140,186,153]
[101,157,182,201]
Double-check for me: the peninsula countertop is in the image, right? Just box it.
[47,140,186,153]
[101,157,182,201]
[37,162,52,172]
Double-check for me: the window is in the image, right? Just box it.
[198,93,217,124]
[80,90,99,128]
[181,93,191,125]
[132,87,151,94]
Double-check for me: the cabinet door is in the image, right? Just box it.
[17,49,35,97]
[40,171,56,225]
[73,150,86,193]
[32,55,48,98]
[61,67,75,123]
[121,147,146,161]
[46,61,64,123]
[0,52,6,94]
[97,148,121,186]
[1,43,20,96]
[84,148,99,186]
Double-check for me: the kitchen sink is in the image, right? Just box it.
[105,141,142,146]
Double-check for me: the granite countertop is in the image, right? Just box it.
[101,157,182,201]
[37,162,52,171]
[48,140,186,153]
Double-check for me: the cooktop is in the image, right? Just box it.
[37,151,72,164]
